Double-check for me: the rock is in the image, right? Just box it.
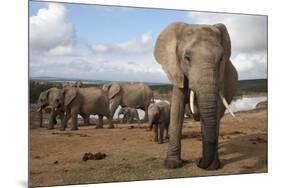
[256,101,267,109]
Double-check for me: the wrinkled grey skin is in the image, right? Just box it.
[52,86,113,130]
[154,22,238,170]
[37,88,90,129]
[37,88,65,129]
[148,102,170,144]
[118,107,140,124]
[102,82,153,122]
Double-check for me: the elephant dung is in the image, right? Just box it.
[82,152,106,161]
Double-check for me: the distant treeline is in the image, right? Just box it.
[29,79,267,104]
[236,79,267,95]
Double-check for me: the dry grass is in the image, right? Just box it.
[29,108,267,187]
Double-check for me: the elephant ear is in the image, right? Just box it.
[63,87,77,106]
[154,22,188,88]
[75,81,82,88]
[108,83,121,99]
[213,23,231,89]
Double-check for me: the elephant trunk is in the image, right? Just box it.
[194,76,219,168]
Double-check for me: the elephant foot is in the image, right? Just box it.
[60,128,66,131]
[70,127,79,131]
[108,125,114,129]
[47,127,54,130]
[158,139,163,144]
[164,158,183,169]
[197,157,221,170]
[154,138,158,142]
[96,126,103,129]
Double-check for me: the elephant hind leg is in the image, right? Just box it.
[158,125,164,144]
[165,126,169,140]
[153,124,158,143]
[80,113,90,126]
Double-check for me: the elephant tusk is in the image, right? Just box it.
[190,90,195,114]
[219,92,235,117]
[36,107,42,113]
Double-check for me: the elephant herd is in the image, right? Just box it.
[35,22,238,171]
[37,82,154,129]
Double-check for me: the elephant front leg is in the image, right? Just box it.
[48,109,56,130]
[96,115,104,129]
[70,112,78,131]
[38,110,43,128]
[143,108,149,122]
[164,86,186,169]
[107,114,114,129]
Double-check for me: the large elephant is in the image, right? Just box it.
[51,86,113,130]
[37,87,90,129]
[118,107,140,124]
[148,101,170,144]
[102,82,153,122]
[154,22,238,170]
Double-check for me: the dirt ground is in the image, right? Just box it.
[29,108,267,187]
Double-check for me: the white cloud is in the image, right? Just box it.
[30,3,75,56]
[89,32,153,54]
[90,44,109,53]
[232,52,267,79]
[188,12,267,53]
[48,45,73,56]
[187,12,267,79]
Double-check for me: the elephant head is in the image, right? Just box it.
[59,86,78,108]
[36,88,63,128]
[37,90,50,112]
[154,22,238,169]
[75,81,82,88]
[102,82,121,100]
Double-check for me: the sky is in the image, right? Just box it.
[29,1,267,83]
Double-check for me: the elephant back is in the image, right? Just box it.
[122,82,153,108]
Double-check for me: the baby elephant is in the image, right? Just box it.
[118,107,140,124]
[148,102,170,144]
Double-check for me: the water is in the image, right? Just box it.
[229,95,267,113]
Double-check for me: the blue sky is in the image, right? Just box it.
[29,1,267,82]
